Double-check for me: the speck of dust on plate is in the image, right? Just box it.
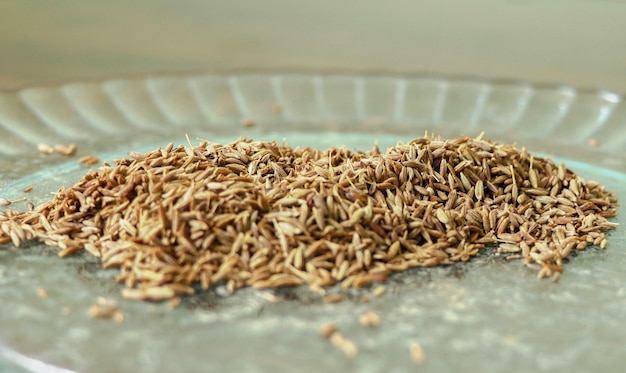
[0,133,619,305]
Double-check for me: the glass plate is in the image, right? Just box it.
[0,72,625,373]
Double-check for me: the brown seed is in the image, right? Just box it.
[38,143,55,154]
[600,238,608,249]
[36,288,48,298]
[0,198,10,206]
[358,311,381,327]
[53,144,77,156]
[241,118,257,128]
[475,180,484,201]
[121,287,175,301]
[10,197,27,204]
[436,209,450,225]
[498,243,521,253]
[78,155,100,166]
[88,297,123,323]
[309,284,327,296]
[410,342,426,364]
[272,103,283,113]
[168,296,182,309]
[23,186,33,193]
[319,322,338,338]
[587,138,600,147]
[329,332,358,358]
[260,292,279,303]
[324,294,345,304]
[373,286,386,298]
[112,311,125,323]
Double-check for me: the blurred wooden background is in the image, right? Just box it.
[1,0,625,92]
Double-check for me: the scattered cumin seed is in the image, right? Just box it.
[373,286,386,298]
[78,155,100,166]
[88,297,124,322]
[358,311,381,327]
[53,144,77,156]
[241,118,257,128]
[37,143,54,154]
[23,186,33,193]
[319,322,338,338]
[36,288,48,298]
[168,296,182,309]
[588,138,600,147]
[0,198,10,206]
[324,294,345,304]
[112,311,125,323]
[272,103,283,113]
[329,332,358,358]
[410,342,426,365]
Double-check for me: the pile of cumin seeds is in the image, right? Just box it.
[0,135,619,301]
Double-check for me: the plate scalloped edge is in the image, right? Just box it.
[0,71,623,164]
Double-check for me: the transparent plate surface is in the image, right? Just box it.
[0,72,625,373]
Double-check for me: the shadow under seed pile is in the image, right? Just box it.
[0,136,619,301]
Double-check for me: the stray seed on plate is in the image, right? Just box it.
[37,288,48,298]
[373,286,386,298]
[0,198,10,206]
[23,186,33,193]
[410,342,426,364]
[37,143,54,154]
[324,294,345,304]
[78,155,100,166]
[54,144,77,156]
[112,311,125,323]
[319,322,338,338]
[272,104,283,113]
[168,296,182,309]
[88,297,123,322]
[241,118,257,128]
[587,138,600,147]
[329,332,358,358]
[358,311,381,327]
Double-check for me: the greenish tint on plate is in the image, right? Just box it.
[1,73,625,373]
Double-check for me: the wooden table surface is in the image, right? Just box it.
[1,0,625,92]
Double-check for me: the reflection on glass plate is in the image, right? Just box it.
[0,72,625,373]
